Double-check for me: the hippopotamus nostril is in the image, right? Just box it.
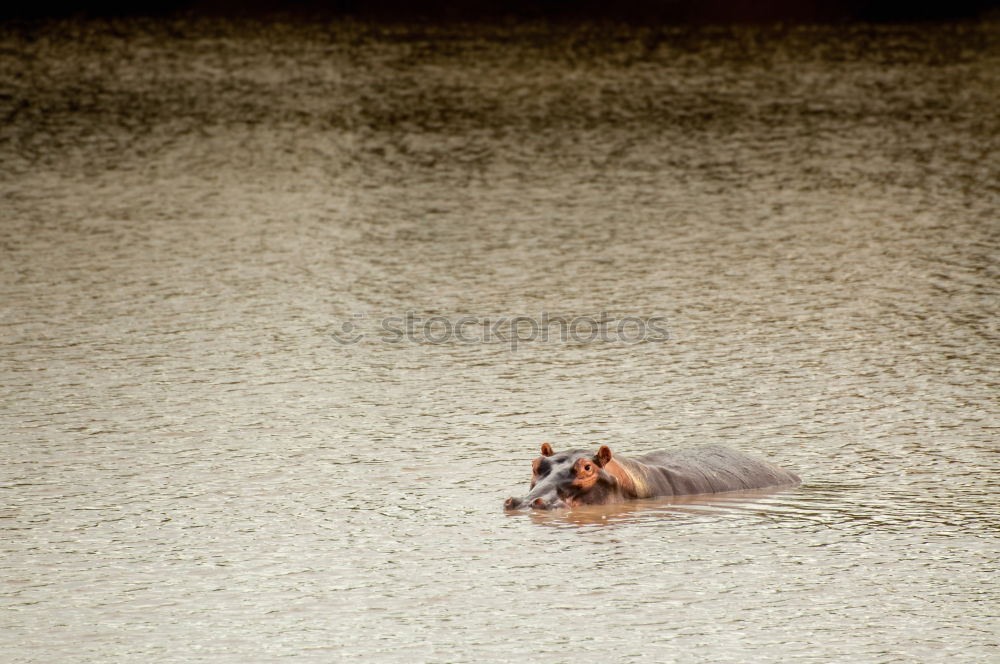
[504,497,521,511]
[531,498,547,509]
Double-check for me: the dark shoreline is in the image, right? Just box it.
[2,0,996,23]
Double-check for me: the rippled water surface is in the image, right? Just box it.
[2,19,998,662]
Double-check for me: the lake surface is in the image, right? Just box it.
[1,18,998,662]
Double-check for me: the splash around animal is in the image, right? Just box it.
[504,443,800,511]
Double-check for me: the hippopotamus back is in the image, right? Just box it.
[624,445,801,498]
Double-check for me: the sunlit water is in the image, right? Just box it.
[2,19,998,662]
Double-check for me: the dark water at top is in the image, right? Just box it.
[1,19,998,662]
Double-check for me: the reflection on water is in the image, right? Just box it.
[521,487,802,527]
[2,18,999,663]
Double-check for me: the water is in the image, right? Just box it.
[2,18,998,662]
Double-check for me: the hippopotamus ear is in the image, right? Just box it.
[540,443,554,457]
[595,445,613,467]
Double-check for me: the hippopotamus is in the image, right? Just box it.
[504,443,800,511]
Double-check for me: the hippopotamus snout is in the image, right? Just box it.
[503,496,522,510]
[504,494,567,511]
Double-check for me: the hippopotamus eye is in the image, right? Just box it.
[584,464,592,472]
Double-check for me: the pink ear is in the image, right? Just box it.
[540,443,554,457]
[595,445,613,467]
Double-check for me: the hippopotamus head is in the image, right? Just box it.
[504,443,622,511]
